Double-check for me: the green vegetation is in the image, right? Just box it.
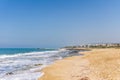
[64,43,120,49]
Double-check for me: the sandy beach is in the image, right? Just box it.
[38,48,120,80]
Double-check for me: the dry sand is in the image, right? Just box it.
[38,48,120,80]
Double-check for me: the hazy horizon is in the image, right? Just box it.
[0,0,120,48]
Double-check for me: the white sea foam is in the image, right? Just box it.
[0,71,44,80]
[0,50,59,59]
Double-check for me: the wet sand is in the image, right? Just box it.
[38,48,120,80]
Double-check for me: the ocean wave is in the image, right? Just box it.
[0,71,44,80]
[0,50,59,59]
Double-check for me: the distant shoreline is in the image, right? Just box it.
[64,43,120,49]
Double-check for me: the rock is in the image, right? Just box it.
[6,72,14,75]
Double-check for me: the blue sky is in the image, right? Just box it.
[0,0,120,48]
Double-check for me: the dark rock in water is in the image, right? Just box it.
[70,50,79,53]
[6,72,14,75]
[34,64,42,66]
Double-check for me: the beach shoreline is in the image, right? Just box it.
[38,48,120,80]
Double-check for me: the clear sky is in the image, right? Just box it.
[0,0,120,48]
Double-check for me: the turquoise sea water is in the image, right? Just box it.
[0,48,55,55]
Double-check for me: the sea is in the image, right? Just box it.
[0,48,80,80]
